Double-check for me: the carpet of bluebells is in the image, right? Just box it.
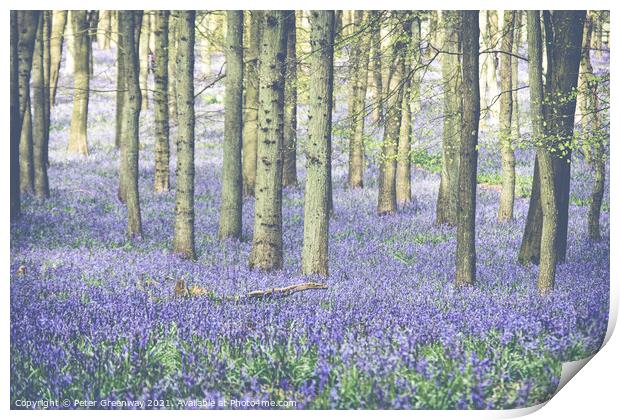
[10,42,610,409]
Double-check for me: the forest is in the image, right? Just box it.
[10,10,610,409]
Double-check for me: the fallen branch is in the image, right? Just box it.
[247,282,328,298]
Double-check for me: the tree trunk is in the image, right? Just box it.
[455,11,480,287]
[282,10,298,187]
[139,12,150,110]
[301,10,335,277]
[97,10,112,50]
[396,16,420,204]
[118,11,143,238]
[347,10,370,189]
[527,11,559,295]
[218,11,244,240]
[33,12,51,199]
[249,11,287,271]
[168,12,178,123]
[481,10,500,119]
[17,11,39,195]
[498,11,516,221]
[115,14,125,151]
[370,11,383,125]
[10,11,22,219]
[436,11,461,225]
[242,11,262,197]
[173,10,196,259]
[377,13,408,216]
[49,10,67,107]
[153,11,170,193]
[511,11,522,139]
[68,11,90,156]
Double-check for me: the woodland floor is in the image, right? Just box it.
[10,46,610,409]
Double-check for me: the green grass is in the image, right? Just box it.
[477,173,533,198]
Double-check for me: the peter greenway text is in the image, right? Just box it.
[13,398,298,409]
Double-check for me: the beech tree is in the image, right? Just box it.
[173,10,197,259]
[455,10,480,287]
[68,11,90,156]
[153,11,170,193]
[49,10,67,107]
[302,10,335,276]
[282,10,298,187]
[249,11,287,271]
[218,10,244,240]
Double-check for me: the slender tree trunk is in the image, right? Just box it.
[33,12,51,199]
[511,11,522,139]
[139,12,150,110]
[49,10,67,107]
[173,10,196,259]
[455,11,480,287]
[396,16,420,204]
[87,11,98,79]
[577,13,593,152]
[115,14,125,151]
[119,11,143,237]
[153,11,170,193]
[68,11,90,156]
[377,13,408,216]
[18,11,40,195]
[498,11,516,221]
[11,11,22,219]
[242,11,262,197]
[482,10,500,119]
[218,11,244,240]
[527,11,558,294]
[97,10,112,50]
[347,10,370,189]
[587,79,604,241]
[168,12,178,123]
[302,10,335,277]
[436,11,461,225]
[370,11,383,125]
[282,10,298,187]
[249,11,287,271]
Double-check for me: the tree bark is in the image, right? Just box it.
[396,15,420,204]
[377,12,408,216]
[11,11,22,219]
[97,10,112,50]
[511,11,522,139]
[249,11,287,271]
[455,11,480,287]
[17,11,40,195]
[347,10,370,189]
[33,12,51,199]
[115,14,125,151]
[242,10,262,197]
[436,11,461,225]
[370,11,383,125]
[218,11,244,240]
[153,11,170,193]
[527,11,559,294]
[119,11,143,238]
[139,12,150,110]
[173,11,196,259]
[49,10,66,107]
[168,12,178,123]
[498,11,516,221]
[282,10,298,187]
[68,11,90,156]
[301,10,334,277]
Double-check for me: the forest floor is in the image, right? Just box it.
[10,46,610,409]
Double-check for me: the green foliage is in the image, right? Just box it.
[409,148,442,173]
[477,173,532,198]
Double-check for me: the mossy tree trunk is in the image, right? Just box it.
[497,11,516,221]
[377,12,408,216]
[527,11,559,294]
[49,10,67,107]
[436,11,461,225]
[153,11,170,193]
[218,11,244,240]
[118,11,143,238]
[282,10,298,187]
[17,11,40,195]
[302,10,335,277]
[33,11,51,199]
[455,11,480,287]
[242,11,262,197]
[68,11,90,156]
[249,11,287,271]
[396,15,420,204]
[168,12,178,123]
[347,10,370,189]
[173,11,197,259]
